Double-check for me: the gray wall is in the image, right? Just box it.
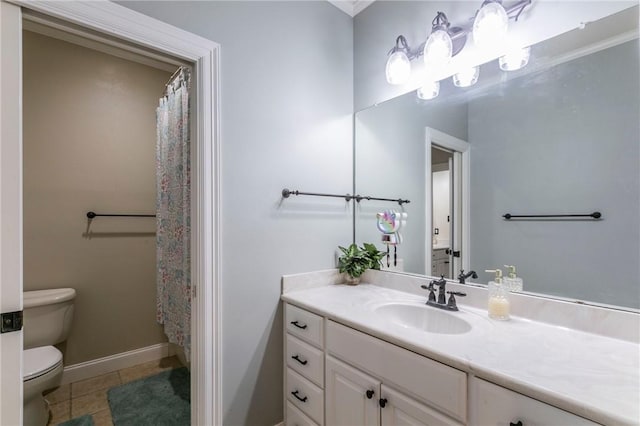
[468,40,640,307]
[355,94,467,274]
[117,2,353,425]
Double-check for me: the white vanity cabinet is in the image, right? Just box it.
[470,378,599,426]
[326,355,460,426]
[325,355,379,426]
[283,302,602,426]
[326,320,466,426]
[284,304,325,425]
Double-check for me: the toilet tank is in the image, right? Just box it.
[23,288,76,349]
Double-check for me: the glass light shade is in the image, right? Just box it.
[473,1,509,50]
[385,51,411,85]
[499,46,531,71]
[423,29,453,68]
[417,80,440,100]
[453,66,479,87]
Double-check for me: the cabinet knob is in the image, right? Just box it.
[365,390,374,399]
[379,398,387,408]
[510,421,523,426]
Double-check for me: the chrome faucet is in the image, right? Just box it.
[420,275,466,311]
[458,269,478,284]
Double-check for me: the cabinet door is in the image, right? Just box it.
[380,385,463,426]
[326,356,380,426]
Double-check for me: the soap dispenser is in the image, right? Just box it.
[504,265,523,292]
[485,269,510,320]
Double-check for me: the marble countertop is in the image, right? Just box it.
[282,283,640,425]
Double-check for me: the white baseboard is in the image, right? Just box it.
[61,342,170,384]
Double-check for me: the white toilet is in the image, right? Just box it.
[23,288,76,426]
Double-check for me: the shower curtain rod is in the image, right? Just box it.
[164,66,189,89]
[86,211,156,219]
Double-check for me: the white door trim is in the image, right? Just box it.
[5,2,221,425]
[0,3,24,425]
[425,128,470,278]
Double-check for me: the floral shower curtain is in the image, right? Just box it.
[156,67,191,358]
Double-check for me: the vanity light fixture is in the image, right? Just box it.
[472,0,509,50]
[453,66,480,87]
[385,35,413,85]
[499,46,531,71]
[384,0,531,97]
[417,80,440,100]
[423,12,453,69]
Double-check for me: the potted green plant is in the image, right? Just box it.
[338,243,385,285]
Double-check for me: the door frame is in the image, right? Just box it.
[2,1,221,425]
[424,127,470,278]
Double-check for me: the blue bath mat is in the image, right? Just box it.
[107,367,190,426]
[58,414,94,426]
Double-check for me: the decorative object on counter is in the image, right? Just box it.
[486,269,510,320]
[376,209,407,268]
[337,243,385,285]
[504,265,523,292]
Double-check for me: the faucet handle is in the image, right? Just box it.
[420,283,437,303]
[446,291,466,310]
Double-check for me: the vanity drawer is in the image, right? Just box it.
[470,378,599,425]
[286,334,324,387]
[286,303,324,348]
[287,368,324,425]
[326,320,467,423]
[286,401,319,426]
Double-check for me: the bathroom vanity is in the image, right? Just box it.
[281,270,639,426]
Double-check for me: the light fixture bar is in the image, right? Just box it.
[386,0,532,64]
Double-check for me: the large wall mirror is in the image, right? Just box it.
[355,6,639,310]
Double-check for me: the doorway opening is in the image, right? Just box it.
[431,146,454,278]
[0,2,220,425]
[22,18,192,425]
[424,127,470,281]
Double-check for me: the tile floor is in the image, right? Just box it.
[44,356,184,426]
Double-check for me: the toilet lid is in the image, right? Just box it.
[23,346,63,381]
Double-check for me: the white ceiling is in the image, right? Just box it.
[327,0,375,17]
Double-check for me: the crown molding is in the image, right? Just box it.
[328,0,375,17]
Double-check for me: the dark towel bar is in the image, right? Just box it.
[86,211,156,219]
[282,188,410,206]
[502,212,601,220]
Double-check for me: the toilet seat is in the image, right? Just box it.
[23,346,63,381]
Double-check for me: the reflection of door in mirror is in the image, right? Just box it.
[431,147,453,278]
[425,128,470,281]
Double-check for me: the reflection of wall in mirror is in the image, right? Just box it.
[468,40,639,308]
[355,94,467,275]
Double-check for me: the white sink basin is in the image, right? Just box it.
[374,303,472,335]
